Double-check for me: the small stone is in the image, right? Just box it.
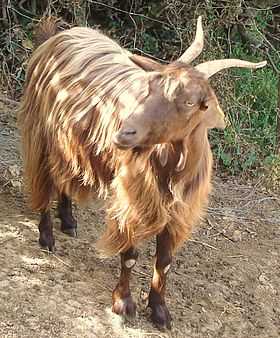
[8,164,20,177]
[0,280,10,288]
[232,230,242,242]
[10,179,21,189]
[140,289,148,301]
[259,273,267,284]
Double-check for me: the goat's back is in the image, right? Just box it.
[18,26,148,210]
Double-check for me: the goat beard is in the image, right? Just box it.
[157,141,188,172]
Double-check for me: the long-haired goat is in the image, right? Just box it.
[18,16,266,329]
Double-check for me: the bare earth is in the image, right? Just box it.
[0,100,279,338]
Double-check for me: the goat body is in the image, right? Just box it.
[19,16,266,329]
[19,26,211,255]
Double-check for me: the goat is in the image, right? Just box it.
[18,16,266,329]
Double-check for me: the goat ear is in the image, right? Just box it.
[157,144,169,167]
[176,141,188,172]
[130,54,164,72]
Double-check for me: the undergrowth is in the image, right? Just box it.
[207,9,279,177]
[0,0,279,178]
[211,45,278,175]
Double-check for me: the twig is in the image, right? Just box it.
[243,196,280,207]
[19,0,33,16]
[226,255,246,259]
[267,32,280,44]
[51,253,74,268]
[265,49,280,74]
[133,47,168,63]
[245,4,280,11]
[133,268,150,278]
[88,0,180,30]
[0,236,18,245]
[40,249,73,268]
[189,239,218,250]
[8,5,39,22]
[208,207,279,225]
[142,333,168,337]
[129,14,137,50]
[253,21,279,55]
[0,95,19,106]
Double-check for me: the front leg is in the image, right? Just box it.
[112,247,138,317]
[148,228,172,329]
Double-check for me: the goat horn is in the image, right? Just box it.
[195,59,267,78]
[178,16,204,64]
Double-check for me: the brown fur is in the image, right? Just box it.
[18,19,216,256]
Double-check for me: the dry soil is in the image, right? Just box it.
[0,100,279,338]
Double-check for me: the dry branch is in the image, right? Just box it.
[0,95,19,107]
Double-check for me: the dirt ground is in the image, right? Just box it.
[0,100,279,338]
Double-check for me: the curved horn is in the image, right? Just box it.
[195,59,267,78]
[178,16,204,64]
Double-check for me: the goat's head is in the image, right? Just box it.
[114,17,266,149]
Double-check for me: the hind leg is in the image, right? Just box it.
[57,193,77,237]
[38,210,55,252]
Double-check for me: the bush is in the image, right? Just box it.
[1,0,279,178]
[209,9,279,176]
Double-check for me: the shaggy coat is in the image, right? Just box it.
[18,25,213,256]
[18,16,267,329]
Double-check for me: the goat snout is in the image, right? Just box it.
[120,128,137,136]
[113,128,138,149]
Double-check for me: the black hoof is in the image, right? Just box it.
[60,216,77,237]
[39,233,55,252]
[61,227,77,237]
[149,303,172,330]
[112,296,137,317]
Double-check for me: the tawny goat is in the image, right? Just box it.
[18,16,266,329]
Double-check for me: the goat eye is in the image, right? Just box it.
[186,101,194,107]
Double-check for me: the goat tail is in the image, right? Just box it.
[33,16,70,48]
[18,86,54,212]
[18,112,54,211]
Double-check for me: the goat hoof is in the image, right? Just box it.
[60,217,77,237]
[112,296,136,317]
[39,233,55,252]
[61,227,77,237]
[149,303,172,330]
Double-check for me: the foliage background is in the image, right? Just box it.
[0,0,279,179]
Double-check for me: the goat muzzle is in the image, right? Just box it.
[113,128,138,149]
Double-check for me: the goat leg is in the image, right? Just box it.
[38,210,55,252]
[57,193,77,237]
[112,247,138,317]
[148,228,172,329]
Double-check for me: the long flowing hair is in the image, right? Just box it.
[18,22,212,255]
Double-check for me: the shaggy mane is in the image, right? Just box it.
[18,27,153,208]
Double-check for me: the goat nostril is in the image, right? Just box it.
[122,128,137,136]
[113,127,138,149]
